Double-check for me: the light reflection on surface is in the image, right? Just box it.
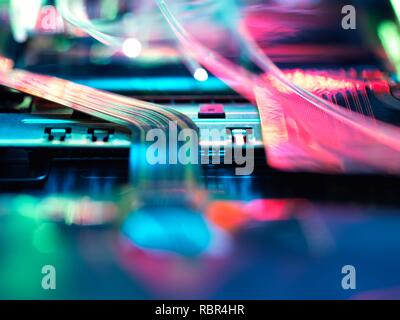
[3,193,400,299]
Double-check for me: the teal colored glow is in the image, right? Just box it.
[122,207,212,257]
[22,119,77,124]
[74,77,229,92]
[32,223,61,254]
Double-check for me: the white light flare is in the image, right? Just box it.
[122,38,142,58]
[194,67,209,82]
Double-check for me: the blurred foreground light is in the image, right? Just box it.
[378,21,400,76]
[32,223,60,254]
[122,206,212,257]
[122,38,142,58]
[391,0,400,24]
[0,56,14,72]
[194,68,208,82]
[12,194,116,226]
[10,0,44,42]
[206,201,247,231]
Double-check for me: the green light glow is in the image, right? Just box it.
[100,0,119,21]
[391,0,400,24]
[378,21,400,76]
[32,223,61,254]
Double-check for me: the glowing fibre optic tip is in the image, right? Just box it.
[378,21,400,76]
[122,38,142,58]
[391,0,400,24]
[194,68,209,82]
